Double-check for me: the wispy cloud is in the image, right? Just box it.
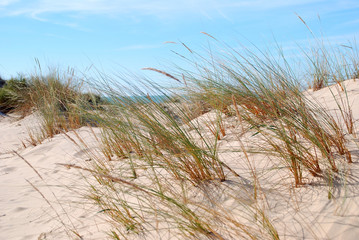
[43,33,71,40]
[0,0,343,19]
[342,18,359,26]
[1,0,359,30]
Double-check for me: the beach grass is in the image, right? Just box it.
[57,35,357,239]
[2,33,358,239]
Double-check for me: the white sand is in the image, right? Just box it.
[0,114,108,239]
[0,79,359,239]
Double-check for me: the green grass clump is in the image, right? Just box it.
[174,35,355,187]
[97,82,227,184]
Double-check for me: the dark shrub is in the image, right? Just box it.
[0,76,5,88]
[0,77,30,114]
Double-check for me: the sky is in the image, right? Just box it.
[1,0,359,83]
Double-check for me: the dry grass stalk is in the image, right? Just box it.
[142,67,181,82]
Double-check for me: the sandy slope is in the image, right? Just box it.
[0,79,359,239]
[0,114,108,239]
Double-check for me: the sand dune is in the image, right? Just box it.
[1,79,359,239]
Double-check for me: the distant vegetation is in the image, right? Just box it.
[0,76,29,114]
[0,71,104,145]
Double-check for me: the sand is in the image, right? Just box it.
[0,114,108,239]
[0,79,359,239]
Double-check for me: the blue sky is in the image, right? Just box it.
[1,0,359,82]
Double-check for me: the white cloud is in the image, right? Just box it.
[0,0,18,6]
[1,0,358,28]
